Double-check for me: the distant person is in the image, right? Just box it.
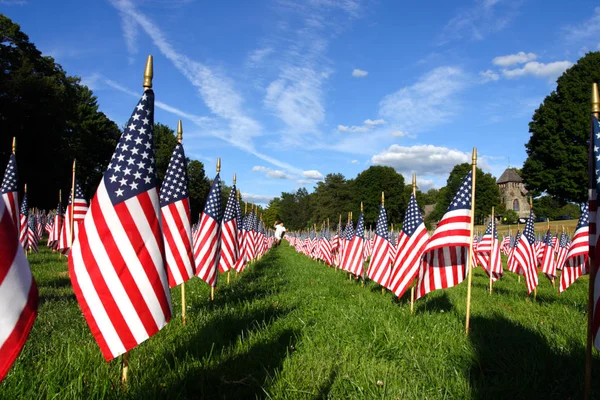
[274,220,286,247]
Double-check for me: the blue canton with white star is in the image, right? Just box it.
[159,142,189,207]
[203,173,222,221]
[559,232,568,249]
[402,193,424,236]
[447,171,472,212]
[105,90,156,205]
[576,203,589,230]
[594,116,600,191]
[522,210,535,244]
[221,184,237,223]
[345,220,354,240]
[234,189,242,231]
[375,204,388,240]
[1,154,18,194]
[354,212,365,239]
[20,193,28,216]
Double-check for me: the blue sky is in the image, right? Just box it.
[3,0,600,204]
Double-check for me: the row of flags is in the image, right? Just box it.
[290,170,590,302]
[0,76,274,382]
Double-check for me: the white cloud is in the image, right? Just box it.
[302,170,324,180]
[80,73,102,90]
[439,0,520,44]
[352,68,368,78]
[379,66,468,134]
[241,192,274,205]
[416,178,436,192]
[563,7,600,51]
[502,61,573,80]
[390,131,415,138]
[364,119,386,126]
[371,144,484,177]
[247,47,274,67]
[337,124,370,133]
[252,166,294,179]
[492,52,537,67]
[479,69,500,83]
[351,160,359,164]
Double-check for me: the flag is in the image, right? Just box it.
[560,205,589,293]
[48,202,63,250]
[345,212,366,277]
[194,173,223,287]
[388,193,429,298]
[0,192,38,382]
[477,221,502,281]
[366,204,391,287]
[26,214,38,253]
[218,185,239,273]
[416,171,473,299]
[18,192,28,250]
[555,232,569,270]
[58,181,89,254]
[233,213,249,273]
[539,229,556,280]
[68,88,172,361]
[160,142,194,288]
[0,153,19,232]
[512,210,539,295]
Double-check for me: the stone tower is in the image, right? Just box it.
[497,168,530,219]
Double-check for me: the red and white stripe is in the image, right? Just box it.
[0,198,38,382]
[366,235,391,286]
[68,183,171,361]
[194,213,221,287]
[162,198,194,287]
[560,219,588,293]
[388,224,429,298]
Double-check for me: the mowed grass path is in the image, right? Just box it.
[1,240,598,399]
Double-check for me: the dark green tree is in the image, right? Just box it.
[310,173,353,225]
[522,51,600,204]
[352,166,407,226]
[154,123,178,187]
[187,160,210,223]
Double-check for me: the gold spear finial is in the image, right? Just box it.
[177,120,183,143]
[233,173,236,185]
[12,137,16,154]
[72,159,76,172]
[381,192,385,206]
[472,147,477,165]
[360,202,363,213]
[592,83,600,115]
[24,183,27,194]
[237,189,240,201]
[143,55,153,89]
[412,173,417,196]
[216,157,221,173]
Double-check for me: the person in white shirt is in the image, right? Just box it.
[274,220,286,247]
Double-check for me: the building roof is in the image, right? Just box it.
[496,168,522,184]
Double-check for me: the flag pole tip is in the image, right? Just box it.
[11,137,16,154]
[233,173,236,185]
[177,120,183,143]
[592,83,600,114]
[216,157,221,173]
[143,55,153,88]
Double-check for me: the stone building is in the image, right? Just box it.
[497,168,530,219]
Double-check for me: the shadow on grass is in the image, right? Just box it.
[135,326,299,400]
[415,292,453,314]
[468,315,600,399]
[314,366,338,400]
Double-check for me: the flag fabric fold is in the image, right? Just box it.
[194,173,223,287]
[366,204,391,286]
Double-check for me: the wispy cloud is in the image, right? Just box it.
[337,118,386,133]
[252,165,294,179]
[479,69,500,82]
[563,7,600,51]
[352,68,368,78]
[438,0,521,44]
[492,51,537,67]
[241,192,274,205]
[502,61,572,80]
[379,66,469,134]
[246,47,274,67]
[351,160,359,164]
[302,170,324,180]
[364,119,385,126]
[0,0,27,5]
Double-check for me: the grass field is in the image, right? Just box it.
[1,240,597,399]
[474,218,579,237]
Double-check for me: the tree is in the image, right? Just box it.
[262,198,281,228]
[522,51,600,204]
[428,163,501,225]
[352,166,407,226]
[310,173,353,226]
[187,160,210,223]
[154,123,178,187]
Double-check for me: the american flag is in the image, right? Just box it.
[560,204,589,293]
[58,181,89,254]
[539,229,556,280]
[0,153,19,232]
[512,210,539,295]
[218,185,239,273]
[18,191,28,250]
[26,214,38,253]
[500,234,511,254]
[160,142,194,288]
[0,191,38,382]
[343,212,365,277]
[476,221,502,281]
[388,193,429,298]
[68,88,172,361]
[555,232,569,270]
[48,202,63,250]
[416,171,472,299]
[233,213,249,273]
[507,230,522,274]
[194,173,223,287]
[590,116,600,349]
[366,204,391,287]
[340,219,354,271]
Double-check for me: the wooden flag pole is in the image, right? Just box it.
[489,207,495,295]
[411,174,417,313]
[465,147,477,336]
[12,136,16,154]
[57,189,62,259]
[176,121,187,325]
[548,219,555,288]
[69,160,76,250]
[211,157,220,301]
[585,82,600,400]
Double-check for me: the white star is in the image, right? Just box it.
[125,133,132,141]
[127,157,135,165]
[141,151,149,159]
[137,161,145,170]
[130,182,138,190]
[133,171,142,180]
[116,188,124,197]
[142,117,149,125]
[136,103,144,111]
[139,126,147,135]
[119,178,128,186]
[128,123,136,131]
[123,167,131,176]
[109,175,117,183]
[144,176,151,184]
[142,93,147,101]
[132,113,140,121]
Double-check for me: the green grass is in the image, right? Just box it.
[1,241,597,399]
